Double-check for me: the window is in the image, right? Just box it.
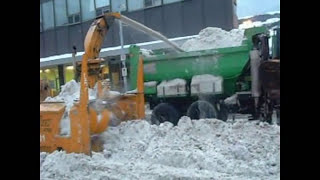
[81,0,95,21]
[54,0,68,26]
[67,0,80,15]
[111,0,126,12]
[144,0,161,8]
[163,0,182,4]
[67,0,80,24]
[68,14,80,24]
[128,0,144,11]
[96,6,110,16]
[95,0,110,8]
[42,1,54,30]
[95,0,110,16]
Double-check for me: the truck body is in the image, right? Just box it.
[129,26,280,124]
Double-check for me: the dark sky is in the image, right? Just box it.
[238,0,280,17]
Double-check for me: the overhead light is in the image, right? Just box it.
[66,66,74,70]
[45,69,50,73]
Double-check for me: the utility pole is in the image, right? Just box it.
[119,4,128,92]
[72,45,77,81]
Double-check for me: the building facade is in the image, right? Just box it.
[40,0,237,58]
[40,0,237,93]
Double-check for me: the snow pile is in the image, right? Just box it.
[125,89,138,94]
[44,80,97,135]
[103,90,122,99]
[144,81,157,87]
[158,78,186,87]
[157,78,187,96]
[191,74,223,94]
[239,18,280,29]
[181,27,245,52]
[239,11,280,20]
[224,94,238,105]
[140,48,154,57]
[45,80,97,111]
[41,117,280,180]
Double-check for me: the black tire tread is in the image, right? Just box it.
[151,103,181,125]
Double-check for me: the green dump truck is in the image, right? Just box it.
[129,26,280,125]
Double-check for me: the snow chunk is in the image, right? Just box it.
[140,49,154,57]
[191,74,223,94]
[157,78,187,96]
[144,81,157,87]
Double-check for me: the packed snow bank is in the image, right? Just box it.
[41,117,280,180]
[181,27,245,52]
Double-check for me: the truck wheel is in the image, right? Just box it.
[151,103,181,125]
[187,100,217,120]
[276,109,280,126]
[217,103,228,121]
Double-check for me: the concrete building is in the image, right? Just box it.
[40,0,238,92]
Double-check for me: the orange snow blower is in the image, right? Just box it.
[40,13,145,156]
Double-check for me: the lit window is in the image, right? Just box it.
[128,0,144,11]
[54,0,68,26]
[42,1,54,30]
[111,0,126,12]
[66,66,74,70]
[81,0,95,21]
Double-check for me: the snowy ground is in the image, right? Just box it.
[41,85,280,180]
[41,23,280,179]
[41,81,280,180]
[41,115,280,180]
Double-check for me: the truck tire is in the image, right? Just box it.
[276,109,280,126]
[151,103,181,125]
[217,103,228,122]
[187,100,217,120]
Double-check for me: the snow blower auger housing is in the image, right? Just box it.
[40,13,145,156]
